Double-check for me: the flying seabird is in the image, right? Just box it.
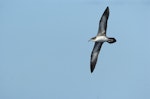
[89,7,116,73]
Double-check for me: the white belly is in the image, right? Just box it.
[95,36,108,42]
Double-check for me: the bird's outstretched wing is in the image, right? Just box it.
[90,42,103,73]
[97,7,109,36]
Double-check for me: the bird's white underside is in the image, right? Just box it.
[93,36,108,42]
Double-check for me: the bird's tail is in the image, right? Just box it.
[107,38,116,44]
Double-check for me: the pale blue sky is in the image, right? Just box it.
[1,0,150,99]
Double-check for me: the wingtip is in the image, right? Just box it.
[90,65,95,73]
[106,6,109,12]
[102,6,109,17]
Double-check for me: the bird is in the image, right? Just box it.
[89,6,116,73]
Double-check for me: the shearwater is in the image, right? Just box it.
[89,7,116,73]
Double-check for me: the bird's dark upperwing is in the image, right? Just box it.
[90,42,103,73]
[97,7,109,36]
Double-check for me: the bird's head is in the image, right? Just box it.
[88,37,96,42]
